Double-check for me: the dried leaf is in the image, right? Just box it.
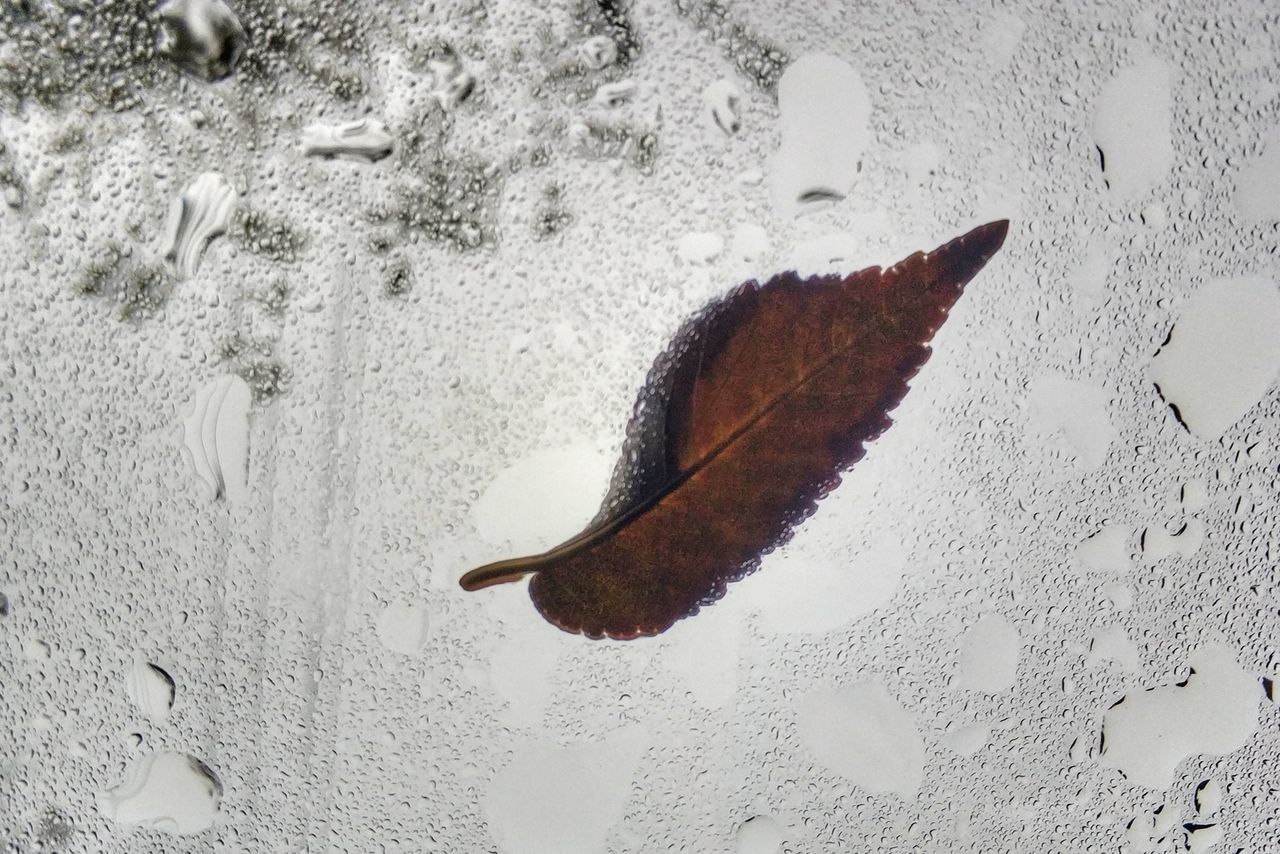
[461,221,1010,639]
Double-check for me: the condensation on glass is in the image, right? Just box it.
[1,0,1278,851]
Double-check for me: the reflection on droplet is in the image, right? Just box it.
[1180,480,1208,511]
[676,231,724,265]
[1140,203,1167,229]
[487,619,564,727]
[1099,644,1260,790]
[98,752,222,835]
[1141,518,1204,562]
[956,614,1020,693]
[126,659,176,722]
[657,609,740,709]
[703,79,743,136]
[593,80,638,110]
[796,683,924,798]
[376,602,431,656]
[1234,131,1280,222]
[1075,525,1132,574]
[577,35,618,71]
[770,54,870,217]
[728,223,770,264]
[979,12,1026,70]
[1026,374,1115,470]
[24,639,51,660]
[1185,823,1223,854]
[180,375,252,502]
[738,535,905,635]
[301,119,394,163]
[1086,627,1139,673]
[1150,276,1280,440]
[943,722,992,756]
[1194,778,1222,817]
[484,728,646,854]
[1067,241,1112,299]
[1101,581,1134,611]
[1124,801,1182,849]
[158,172,237,280]
[735,815,785,854]
[426,50,477,110]
[1091,56,1173,199]
[156,0,247,82]
[471,444,612,554]
[902,141,941,187]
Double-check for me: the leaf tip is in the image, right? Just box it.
[971,218,1011,255]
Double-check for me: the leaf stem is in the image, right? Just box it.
[458,555,547,590]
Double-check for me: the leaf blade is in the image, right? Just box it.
[461,220,1010,638]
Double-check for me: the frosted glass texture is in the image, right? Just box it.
[2,0,1279,851]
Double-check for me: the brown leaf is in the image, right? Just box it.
[461,221,1010,639]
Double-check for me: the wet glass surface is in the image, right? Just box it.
[2,1,1279,850]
